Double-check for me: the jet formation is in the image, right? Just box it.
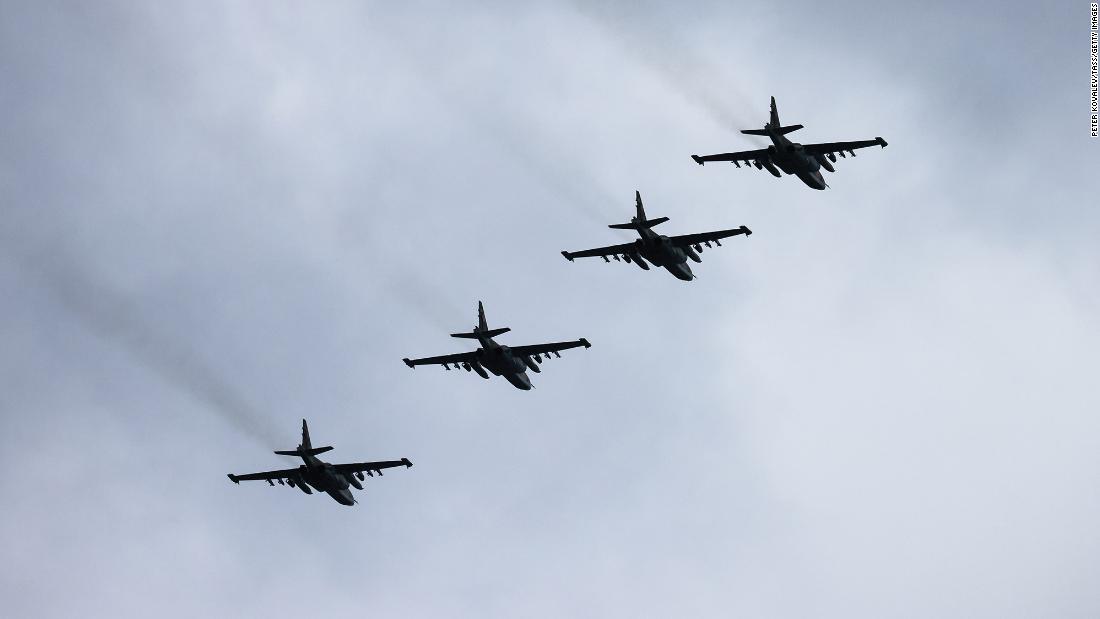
[227,420,412,506]
[228,95,889,507]
[692,96,887,190]
[403,301,590,390]
[561,191,751,281]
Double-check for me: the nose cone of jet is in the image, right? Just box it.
[810,171,828,190]
[672,263,694,281]
[334,488,356,506]
[506,371,534,390]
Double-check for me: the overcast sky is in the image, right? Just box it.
[1,1,1098,617]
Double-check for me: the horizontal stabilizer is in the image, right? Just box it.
[274,446,333,457]
[609,217,668,230]
[451,327,510,339]
[741,124,802,136]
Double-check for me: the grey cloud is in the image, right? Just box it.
[1,2,1097,618]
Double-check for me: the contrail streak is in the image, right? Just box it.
[375,26,623,226]
[573,3,767,146]
[10,246,282,448]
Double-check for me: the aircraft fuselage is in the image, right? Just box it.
[630,227,695,281]
[764,130,829,190]
[471,336,535,390]
[294,453,358,506]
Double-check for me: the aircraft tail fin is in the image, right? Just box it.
[300,419,312,449]
[274,419,333,457]
[608,191,669,230]
[450,301,510,339]
[741,97,801,135]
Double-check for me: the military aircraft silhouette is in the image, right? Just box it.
[227,419,412,506]
[561,191,751,281]
[402,301,590,390]
[691,96,887,189]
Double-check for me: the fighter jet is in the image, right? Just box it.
[227,419,412,506]
[691,96,887,190]
[561,191,751,281]
[402,301,590,391]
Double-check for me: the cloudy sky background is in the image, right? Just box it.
[1,1,1098,617]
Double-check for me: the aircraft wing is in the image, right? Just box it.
[227,468,301,483]
[333,458,413,475]
[669,226,752,248]
[509,338,591,358]
[402,351,477,369]
[561,242,640,261]
[690,148,771,166]
[801,137,887,156]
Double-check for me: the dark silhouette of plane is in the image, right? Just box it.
[691,96,887,189]
[227,419,411,506]
[561,191,751,281]
[402,301,590,390]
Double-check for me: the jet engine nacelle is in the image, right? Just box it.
[294,475,313,495]
[521,355,541,373]
[470,361,490,379]
[761,160,782,178]
[814,154,835,173]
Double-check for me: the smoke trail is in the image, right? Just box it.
[382,268,466,334]
[11,247,282,449]
[469,113,624,227]
[573,3,767,146]
[376,27,623,227]
[335,202,467,333]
